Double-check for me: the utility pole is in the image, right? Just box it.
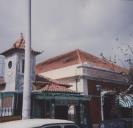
[22,0,31,119]
[100,92,105,121]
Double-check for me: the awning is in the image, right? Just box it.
[118,94,133,108]
[0,91,17,97]
[33,92,92,101]
[0,91,92,101]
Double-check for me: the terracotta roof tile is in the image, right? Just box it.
[35,83,76,93]
[33,75,75,93]
[34,75,71,88]
[78,50,128,73]
[36,49,128,74]
[36,50,79,73]
[35,75,49,83]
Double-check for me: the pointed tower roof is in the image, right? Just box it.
[1,33,41,56]
[13,33,25,49]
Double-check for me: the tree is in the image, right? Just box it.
[100,44,133,94]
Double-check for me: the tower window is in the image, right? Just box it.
[22,59,25,73]
[8,61,12,69]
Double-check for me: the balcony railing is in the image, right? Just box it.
[0,107,14,117]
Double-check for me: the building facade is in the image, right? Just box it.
[0,35,40,117]
[0,36,90,126]
[36,49,132,123]
[0,36,132,125]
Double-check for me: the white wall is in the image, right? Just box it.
[40,64,81,79]
[40,64,88,95]
[4,54,17,91]
[3,52,36,92]
[69,79,88,95]
[79,78,88,95]
[16,53,36,91]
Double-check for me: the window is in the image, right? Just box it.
[8,61,12,69]
[22,59,25,73]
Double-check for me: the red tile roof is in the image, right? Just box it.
[35,83,76,93]
[0,34,41,56]
[36,49,128,74]
[34,75,71,88]
[33,75,75,93]
[0,73,72,93]
[0,74,73,92]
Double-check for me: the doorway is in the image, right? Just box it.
[55,105,68,119]
[104,94,116,120]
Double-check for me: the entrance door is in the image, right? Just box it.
[55,106,68,119]
[33,99,46,118]
[104,94,116,120]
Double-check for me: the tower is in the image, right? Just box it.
[1,34,40,92]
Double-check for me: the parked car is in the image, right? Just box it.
[0,119,80,128]
[98,118,132,128]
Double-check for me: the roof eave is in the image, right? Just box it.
[1,48,41,56]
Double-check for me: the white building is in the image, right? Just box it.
[0,35,40,116]
[0,36,88,123]
[36,49,132,123]
[36,49,128,95]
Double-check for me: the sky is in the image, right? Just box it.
[0,0,133,75]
